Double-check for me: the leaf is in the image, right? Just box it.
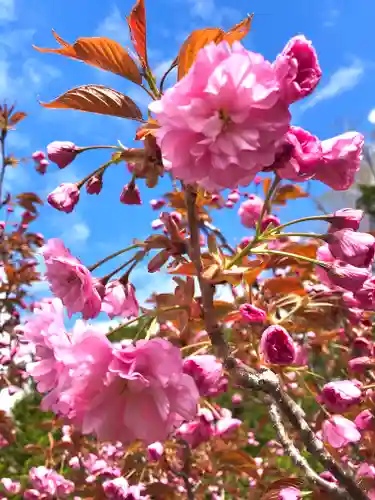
[40,85,143,120]
[168,261,196,276]
[16,192,43,213]
[177,15,253,80]
[243,259,267,285]
[263,277,306,296]
[273,184,308,205]
[34,32,142,83]
[127,0,148,67]
[216,449,257,475]
[263,177,272,197]
[9,111,27,126]
[177,28,223,80]
[222,14,254,44]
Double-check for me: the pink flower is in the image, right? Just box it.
[238,195,264,228]
[328,209,364,232]
[29,466,74,498]
[103,478,147,500]
[101,281,139,319]
[120,184,142,205]
[354,277,375,309]
[150,199,165,210]
[325,261,370,293]
[275,126,322,181]
[314,132,364,190]
[86,175,103,195]
[357,463,375,479]
[36,158,49,175]
[175,408,214,449]
[322,415,361,448]
[355,410,375,431]
[327,229,375,268]
[260,214,280,231]
[75,338,199,444]
[42,238,102,319]
[227,190,241,203]
[1,478,20,494]
[319,380,362,412]
[274,35,321,104]
[149,41,290,191]
[147,442,164,462]
[239,303,266,323]
[260,325,296,365]
[278,487,301,500]
[215,414,242,437]
[349,356,374,373]
[183,354,227,397]
[32,150,46,161]
[47,141,78,169]
[47,183,80,213]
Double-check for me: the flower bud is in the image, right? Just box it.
[328,209,364,232]
[32,150,46,161]
[150,199,165,210]
[47,183,80,213]
[36,158,49,175]
[183,355,227,397]
[120,183,142,205]
[260,325,296,365]
[260,214,280,232]
[279,487,302,500]
[86,175,103,195]
[147,442,164,462]
[322,415,361,448]
[325,260,370,293]
[239,303,266,323]
[355,410,375,431]
[238,195,263,228]
[327,229,375,268]
[47,141,78,169]
[319,380,362,412]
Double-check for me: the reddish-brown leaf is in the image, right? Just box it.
[9,111,27,126]
[263,177,272,197]
[215,449,257,475]
[40,85,143,120]
[16,192,43,213]
[127,0,148,67]
[222,14,254,44]
[177,28,223,80]
[34,32,142,83]
[260,479,305,500]
[263,276,306,296]
[273,184,308,205]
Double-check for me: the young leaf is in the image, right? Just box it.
[222,14,254,44]
[34,32,142,84]
[40,85,143,120]
[177,28,223,80]
[127,0,148,68]
[272,184,308,205]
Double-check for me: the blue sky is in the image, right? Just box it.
[1,0,375,315]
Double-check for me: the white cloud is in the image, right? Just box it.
[368,109,375,124]
[187,0,240,26]
[301,61,364,111]
[0,0,15,23]
[61,221,91,246]
[323,8,340,28]
[92,318,122,334]
[132,267,175,305]
[96,6,130,46]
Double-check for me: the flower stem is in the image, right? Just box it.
[272,215,330,233]
[249,248,327,268]
[89,244,141,272]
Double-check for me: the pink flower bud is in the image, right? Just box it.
[32,150,46,161]
[319,380,362,412]
[322,415,361,448]
[227,190,240,203]
[260,214,280,232]
[275,35,322,104]
[232,393,243,404]
[324,260,370,293]
[150,199,165,210]
[349,356,375,373]
[319,471,338,484]
[23,490,41,500]
[47,183,80,213]
[47,141,78,169]
[1,478,21,494]
[260,325,296,365]
[147,442,164,462]
[327,229,375,268]
[86,175,103,195]
[239,303,266,323]
[36,158,49,174]
[101,281,139,319]
[183,355,227,397]
[215,416,242,437]
[314,132,364,191]
[357,463,375,479]
[238,195,263,228]
[355,410,375,431]
[279,487,302,500]
[176,411,214,449]
[328,209,364,232]
[225,200,234,208]
[120,184,142,205]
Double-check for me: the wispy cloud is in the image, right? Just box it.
[368,109,375,124]
[0,0,15,23]
[301,61,364,111]
[323,7,340,28]
[95,6,129,46]
[61,219,91,247]
[187,0,241,26]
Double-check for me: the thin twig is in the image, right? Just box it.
[201,221,235,255]
[0,131,7,209]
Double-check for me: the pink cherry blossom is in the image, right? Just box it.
[261,214,280,231]
[1,478,20,495]
[327,229,375,268]
[176,408,214,449]
[354,277,375,310]
[29,466,74,498]
[278,487,301,500]
[260,325,296,365]
[42,238,102,319]
[47,183,80,213]
[322,415,361,448]
[239,303,266,323]
[101,281,139,319]
[147,442,164,462]
[238,195,264,228]
[47,141,78,169]
[149,41,291,191]
[120,184,142,205]
[70,338,199,444]
[314,132,364,191]
[274,35,321,104]
[355,410,375,431]
[183,354,227,397]
[319,380,362,412]
[86,175,103,195]
[103,477,147,500]
[328,209,364,232]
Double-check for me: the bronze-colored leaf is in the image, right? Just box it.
[222,14,254,44]
[40,85,143,120]
[127,0,148,67]
[9,111,27,126]
[273,184,308,205]
[177,28,223,80]
[216,449,257,475]
[260,478,305,500]
[16,192,43,213]
[243,259,267,285]
[263,177,272,197]
[34,32,142,83]
[263,277,306,296]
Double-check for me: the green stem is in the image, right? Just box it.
[144,68,161,99]
[78,145,121,153]
[249,248,327,268]
[77,161,112,189]
[102,256,138,283]
[89,244,141,272]
[267,232,326,240]
[272,215,330,233]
